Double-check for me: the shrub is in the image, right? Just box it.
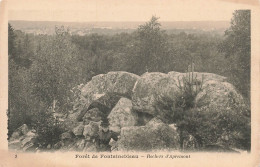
[154,64,204,122]
[176,107,250,150]
[31,103,65,149]
[173,70,205,149]
[175,71,204,110]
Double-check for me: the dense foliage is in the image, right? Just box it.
[219,10,251,99]
[8,11,250,149]
[31,102,65,148]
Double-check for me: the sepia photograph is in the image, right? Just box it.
[1,0,260,166]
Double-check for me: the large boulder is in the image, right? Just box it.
[132,72,169,115]
[77,93,121,121]
[117,118,180,151]
[108,98,138,133]
[75,72,140,116]
[81,71,140,98]
[132,72,228,116]
[193,80,250,149]
[195,80,246,111]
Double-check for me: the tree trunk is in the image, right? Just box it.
[52,99,56,113]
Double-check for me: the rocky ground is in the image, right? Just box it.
[9,71,250,152]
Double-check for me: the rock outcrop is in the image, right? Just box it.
[117,118,180,151]
[195,80,246,111]
[9,71,250,152]
[76,71,140,114]
[72,123,84,136]
[9,124,38,151]
[83,121,100,140]
[108,97,138,133]
[132,71,227,116]
[77,92,121,121]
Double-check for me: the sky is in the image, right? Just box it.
[8,0,253,22]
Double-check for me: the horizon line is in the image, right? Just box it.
[8,20,231,23]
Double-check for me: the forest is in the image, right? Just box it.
[8,10,250,150]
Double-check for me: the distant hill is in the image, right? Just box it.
[9,20,230,35]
